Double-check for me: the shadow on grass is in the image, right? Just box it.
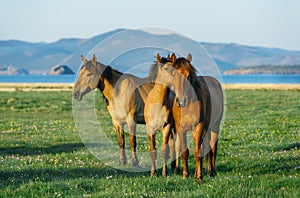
[0,143,236,189]
[0,166,151,189]
[0,143,85,156]
[236,155,299,175]
[0,153,235,189]
[275,142,300,151]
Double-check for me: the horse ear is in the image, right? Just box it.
[167,54,171,60]
[186,53,192,62]
[156,53,161,63]
[81,55,87,64]
[171,53,176,63]
[92,54,97,65]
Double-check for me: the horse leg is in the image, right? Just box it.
[194,122,204,183]
[148,134,157,177]
[175,133,181,174]
[178,131,189,179]
[168,131,180,174]
[209,132,218,177]
[128,119,139,166]
[161,124,171,177]
[168,131,176,172]
[113,122,126,165]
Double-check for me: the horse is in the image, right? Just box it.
[144,53,176,177]
[196,75,223,178]
[73,55,154,166]
[170,54,224,183]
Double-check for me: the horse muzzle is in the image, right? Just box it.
[72,90,82,101]
[176,97,186,108]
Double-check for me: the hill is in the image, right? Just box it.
[0,29,125,74]
[201,42,300,73]
[0,65,29,75]
[49,65,75,75]
[0,29,300,74]
[224,65,300,74]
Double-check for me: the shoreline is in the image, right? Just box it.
[223,84,300,90]
[0,83,299,91]
[0,83,74,91]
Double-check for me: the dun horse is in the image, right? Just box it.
[144,53,176,177]
[73,55,153,166]
[169,54,224,183]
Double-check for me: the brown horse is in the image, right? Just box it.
[73,55,154,166]
[144,53,176,177]
[171,54,224,183]
[196,75,223,178]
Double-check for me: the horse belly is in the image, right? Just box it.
[134,113,146,124]
[110,79,137,124]
[108,105,129,125]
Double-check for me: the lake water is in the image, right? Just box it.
[222,74,300,84]
[0,74,299,84]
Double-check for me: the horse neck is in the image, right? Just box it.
[109,70,123,86]
[100,79,113,102]
[185,77,202,103]
[98,68,123,102]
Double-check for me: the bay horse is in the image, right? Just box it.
[144,53,176,177]
[73,55,154,166]
[171,54,224,183]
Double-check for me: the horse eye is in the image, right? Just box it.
[87,73,92,77]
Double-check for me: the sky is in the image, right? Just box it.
[1,0,300,50]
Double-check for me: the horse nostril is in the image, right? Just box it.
[183,98,186,106]
[73,90,80,100]
[176,98,181,107]
[176,97,186,107]
[73,91,78,99]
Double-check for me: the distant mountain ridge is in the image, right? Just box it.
[0,28,300,74]
[224,65,300,75]
[201,42,300,69]
[0,29,126,74]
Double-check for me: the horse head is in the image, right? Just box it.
[172,53,197,107]
[72,55,102,101]
[154,53,176,86]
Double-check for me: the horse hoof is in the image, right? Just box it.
[162,171,168,178]
[150,171,156,177]
[183,173,189,179]
[196,178,203,184]
[194,170,198,178]
[119,159,127,165]
[132,159,139,167]
[210,171,217,178]
[174,167,180,174]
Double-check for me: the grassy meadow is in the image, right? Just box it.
[0,88,299,197]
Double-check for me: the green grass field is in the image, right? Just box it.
[0,89,299,197]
